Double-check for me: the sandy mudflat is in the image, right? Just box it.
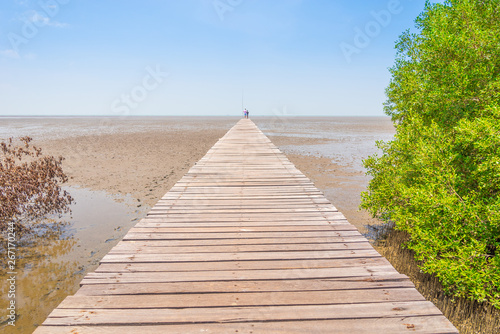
[35,117,236,208]
[255,117,395,233]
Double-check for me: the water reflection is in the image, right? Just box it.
[0,219,78,332]
[0,187,146,333]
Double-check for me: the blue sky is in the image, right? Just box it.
[0,0,437,116]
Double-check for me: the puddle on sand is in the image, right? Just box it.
[60,187,147,267]
[0,186,148,333]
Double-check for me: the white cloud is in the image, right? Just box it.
[0,49,20,59]
[0,49,36,60]
[0,83,14,90]
[47,20,70,28]
[15,0,30,7]
[24,53,37,60]
[28,11,69,28]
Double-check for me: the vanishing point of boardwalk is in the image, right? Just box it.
[34,120,458,333]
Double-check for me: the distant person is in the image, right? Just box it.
[243,108,248,119]
[246,109,249,119]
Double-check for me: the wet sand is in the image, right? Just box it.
[255,116,395,233]
[0,116,395,332]
[35,117,237,208]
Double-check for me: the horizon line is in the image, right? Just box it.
[0,114,390,118]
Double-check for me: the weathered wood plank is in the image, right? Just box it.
[127,224,356,232]
[75,276,415,296]
[59,288,425,309]
[80,266,397,284]
[140,215,348,222]
[74,276,415,296]
[42,301,445,326]
[94,257,391,272]
[99,249,381,263]
[123,230,363,241]
[108,241,374,254]
[126,226,357,234]
[32,316,461,334]
[119,236,370,247]
[135,220,349,227]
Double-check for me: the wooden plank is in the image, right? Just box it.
[108,241,374,254]
[146,210,338,215]
[135,220,349,227]
[80,266,397,285]
[147,206,337,212]
[42,301,445,326]
[140,216,348,222]
[126,224,357,233]
[120,236,370,247]
[153,201,333,206]
[123,231,363,241]
[58,288,426,309]
[99,249,381,263]
[94,257,392,272]
[75,276,415,296]
[161,194,329,199]
[32,316,461,334]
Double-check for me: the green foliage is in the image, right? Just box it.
[362,0,500,308]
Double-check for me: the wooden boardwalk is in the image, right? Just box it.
[35,119,458,333]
